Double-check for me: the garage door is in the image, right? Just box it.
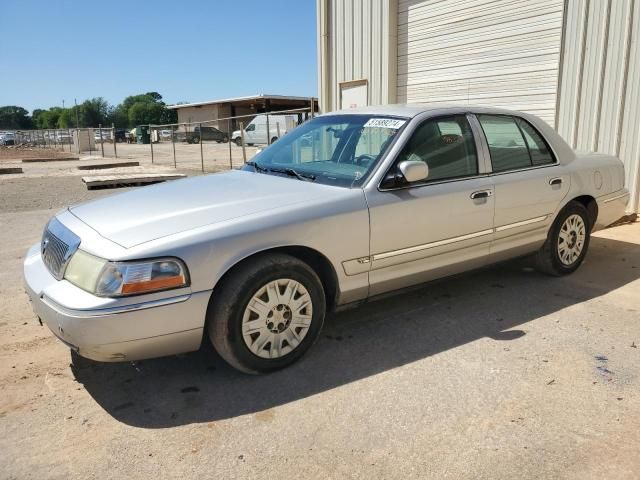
[397,0,565,126]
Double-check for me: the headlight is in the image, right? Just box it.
[64,251,189,297]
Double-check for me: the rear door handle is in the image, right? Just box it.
[470,190,493,199]
[549,177,563,186]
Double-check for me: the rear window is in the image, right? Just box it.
[478,115,555,172]
[515,118,555,166]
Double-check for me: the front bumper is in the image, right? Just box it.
[23,244,210,362]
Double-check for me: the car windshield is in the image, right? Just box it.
[242,114,407,187]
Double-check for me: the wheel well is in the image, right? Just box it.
[214,246,339,312]
[571,195,598,229]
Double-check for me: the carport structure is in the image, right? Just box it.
[167,94,319,131]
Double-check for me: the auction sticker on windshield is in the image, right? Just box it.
[363,118,406,129]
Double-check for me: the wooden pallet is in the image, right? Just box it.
[77,161,140,170]
[82,173,186,190]
[0,167,23,174]
[21,157,79,163]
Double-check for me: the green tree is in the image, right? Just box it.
[31,109,46,128]
[0,106,32,129]
[32,107,64,129]
[78,98,109,127]
[128,101,165,126]
[106,105,128,128]
[117,91,176,127]
[57,107,80,128]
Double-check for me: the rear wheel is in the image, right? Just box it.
[206,253,326,374]
[222,135,229,143]
[270,136,278,144]
[536,201,591,276]
[234,137,243,147]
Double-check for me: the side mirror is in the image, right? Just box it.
[398,160,429,183]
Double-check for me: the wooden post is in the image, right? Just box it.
[199,123,204,172]
[228,119,233,170]
[240,122,247,163]
[171,125,176,168]
[266,114,270,145]
[99,124,105,157]
[112,123,117,158]
[150,126,154,164]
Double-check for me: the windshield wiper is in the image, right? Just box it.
[270,167,316,182]
[245,160,268,173]
[246,161,315,181]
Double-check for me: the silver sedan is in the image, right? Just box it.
[24,105,630,373]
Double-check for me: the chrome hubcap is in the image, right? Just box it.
[242,279,313,359]
[557,214,586,266]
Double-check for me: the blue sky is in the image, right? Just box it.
[1,0,317,113]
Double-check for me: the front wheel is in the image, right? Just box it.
[206,253,326,374]
[234,137,243,146]
[536,201,591,276]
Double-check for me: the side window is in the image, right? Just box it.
[477,115,530,172]
[396,115,478,183]
[516,118,555,166]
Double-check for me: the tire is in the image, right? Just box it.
[535,201,591,276]
[234,137,243,147]
[222,136,229,143]
[270,137,278,144]
[206,253,326,374]
[191,136,200,144]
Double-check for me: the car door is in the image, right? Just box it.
[474,114,571,261]
[365,114,495,296]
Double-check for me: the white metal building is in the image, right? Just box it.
[317,0,640,213]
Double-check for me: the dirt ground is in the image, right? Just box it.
[0,146,77,162]
[1,164,639,479]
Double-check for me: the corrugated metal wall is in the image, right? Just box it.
[397,0,565,125]
[556,0,640,213]
[318,0,639,212]
[318,0,397,112]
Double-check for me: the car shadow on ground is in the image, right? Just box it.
[71,235,640,428]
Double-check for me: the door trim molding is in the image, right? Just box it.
[369,214,549,262]
[372,228,494,261]
[495,215,548,232]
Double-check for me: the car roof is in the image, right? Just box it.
[323,103,528,119]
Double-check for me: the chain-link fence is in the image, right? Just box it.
[6,107,315,172]
[147,107,315,171]
[10,125,124,158]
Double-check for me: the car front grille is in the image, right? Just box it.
[41,218,81,280]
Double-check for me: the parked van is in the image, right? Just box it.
[232,114,298,146]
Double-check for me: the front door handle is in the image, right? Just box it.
[470,190,493,200]
[549,177,563,186]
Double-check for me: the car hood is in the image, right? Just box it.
[69,170,347,248]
